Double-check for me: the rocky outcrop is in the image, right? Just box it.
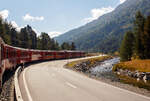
[72,60,102,73]
[115,69,150,83]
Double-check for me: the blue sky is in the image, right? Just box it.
[0,0,126,37]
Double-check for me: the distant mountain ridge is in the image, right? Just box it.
[55,0,150,53]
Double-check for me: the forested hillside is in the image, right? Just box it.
[55,0,150,53]
[0,17,75,51]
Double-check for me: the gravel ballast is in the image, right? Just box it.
[0,70,15,101]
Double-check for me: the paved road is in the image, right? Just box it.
[19,57,150,101]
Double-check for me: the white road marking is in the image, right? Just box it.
[66,82,77,89]
[23,68,33,101]
[95,79,150,100]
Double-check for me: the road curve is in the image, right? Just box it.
[18,57,150,101]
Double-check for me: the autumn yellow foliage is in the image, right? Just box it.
[113,60,150,72]
[66,56,112,68]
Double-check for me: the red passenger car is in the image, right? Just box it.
[0,37,85,89]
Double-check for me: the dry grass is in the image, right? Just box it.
[113,60,150,72]
[85,53,103,57]
[113,60,150,90]
[119,75,150,90]
[66,56,112,68]
[66,60,83,68]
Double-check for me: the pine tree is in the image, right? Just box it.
[2,21,11,44]
[54,41,60,50]
[61,42,71,50]
[20,28,30,48]
[40,32,51,50]
[71,42,76,50]
[120,31,134,61]
[10,28,19,46]
[0,17,4,39]
[37,36,42,50]
[143,16,150,58]
[0,16,66,51]
[133,11,145,59]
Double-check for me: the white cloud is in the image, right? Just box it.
[119,0,126,4]
[33,28,41,35]
[0,9,9,19]
[10,22,41,35]
[48,31,62,38]
[11,21,18,28]
[23,14,44,21]
[83,7,115,23]
[11,21,23,32]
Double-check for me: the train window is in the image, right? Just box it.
[13,50,15,57]
[45,52,53,56]
[21,51,28,57]
[1,45,3,60]
[33,52,39,55]
[21,51,24,57]
[58,53,64,55]
[10,49,14,57]
[6,48,9,58]
[10,49,12,57]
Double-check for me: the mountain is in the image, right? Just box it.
[55,0,150,53]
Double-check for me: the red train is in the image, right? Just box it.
[0,37,85,89]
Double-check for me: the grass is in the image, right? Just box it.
[113,59,150,72]
[119,75,150,90]
[113,59,150,90]
[66,56,112,68]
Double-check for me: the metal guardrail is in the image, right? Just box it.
[14,66,24,101]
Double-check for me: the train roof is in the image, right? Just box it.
[1,37,85,53]
[4,44,85,53]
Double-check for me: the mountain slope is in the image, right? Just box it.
[55,0,150,53]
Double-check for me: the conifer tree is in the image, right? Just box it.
[10,28,19,46]
[133,11,145,59]
[120,31,134,61]
[143,16,150,58]
[40,32,51,50]
[61,42,71,50]
[20,28,30,48]
[71,42,76,50]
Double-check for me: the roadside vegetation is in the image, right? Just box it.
[66,55,112,69]
[113,60,150,72]
[85,53,104,57]
[113,12,150,90]
[119,75,150,90]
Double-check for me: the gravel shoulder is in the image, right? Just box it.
[0,70,15,101]
[90,75,150,97]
